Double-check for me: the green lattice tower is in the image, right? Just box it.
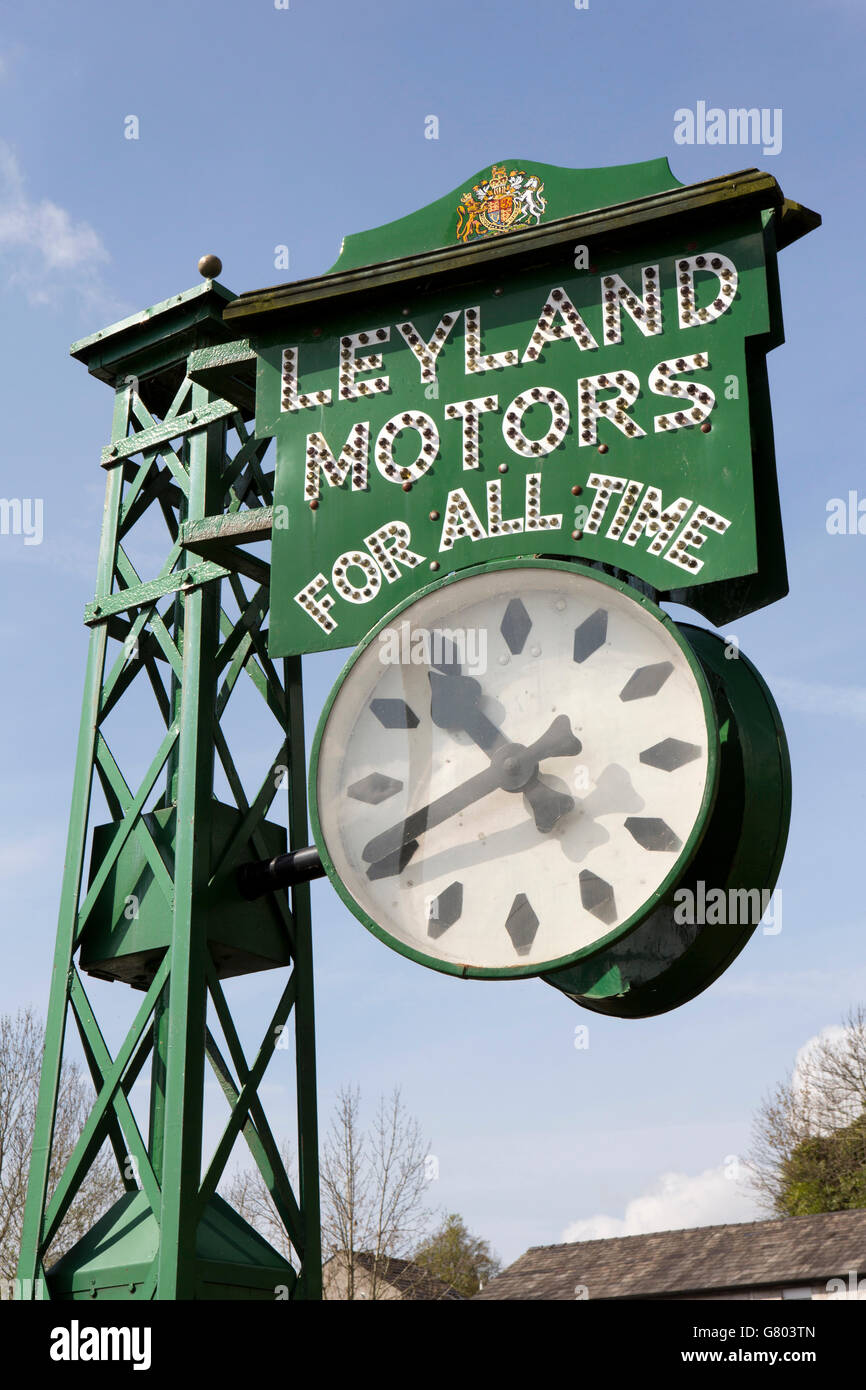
[15,281,321,1301]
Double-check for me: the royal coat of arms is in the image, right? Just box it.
[455,164,548,243]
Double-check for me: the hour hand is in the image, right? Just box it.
[528,713,582,763]
[428,669,504,752]
[521,716,583,831]
[523,777,575,834]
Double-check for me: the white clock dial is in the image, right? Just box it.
[312,562,717,976]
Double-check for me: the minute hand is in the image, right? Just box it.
[361,762,502,865]
[429,670,580,831]
[362,715,581,867]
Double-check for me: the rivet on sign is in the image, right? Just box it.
[571,485,582,496]
[430,560,440,571]
[597,443,609,455]
[309,500,319,510]
[402,481,412,492]
[494,287,503,296]
[429,509,440,520]
[572,530,583,541]
[701,422,712,433]
[498,463,508,474]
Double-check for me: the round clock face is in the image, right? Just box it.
[310,561,718,978]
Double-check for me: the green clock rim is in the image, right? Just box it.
[543,625,792,1016]
[308,557,721,981]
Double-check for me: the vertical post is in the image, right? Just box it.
[155,386,222,1299]
[286,655,322,1299]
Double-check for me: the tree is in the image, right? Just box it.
[777,1115,866,1217]
[0,1007,120,1292]
[226,1083,435,1299]
[413,1211,501,1297]
[747,1005,866,1216]
[221,1141,296,1265]
[320,1084,433,1299]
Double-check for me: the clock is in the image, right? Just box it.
[545,623,791,1017]
[309,559,722,978]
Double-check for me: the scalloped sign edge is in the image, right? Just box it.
[326,156,684,275]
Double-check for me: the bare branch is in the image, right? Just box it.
[744,1005,866,1216]
[0,1007,121,1289]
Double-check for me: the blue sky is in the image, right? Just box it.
[1,0,865,1267]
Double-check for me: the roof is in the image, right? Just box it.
[325,1251,464,1300]
[222,170,818,335]
[473,1209,866,1300]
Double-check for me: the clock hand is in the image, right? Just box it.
[429,669,505,752]
[526,711,583,763]
[362,762,503,865]
[363,714,583,870]
[521,715,582,833]
[429,670,581,830]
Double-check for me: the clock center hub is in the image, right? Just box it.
[493,742,537,792]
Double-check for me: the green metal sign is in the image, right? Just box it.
[222,160,818,657]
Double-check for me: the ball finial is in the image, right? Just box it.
[198,253,222,279]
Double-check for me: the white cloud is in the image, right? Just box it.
[793,1024,850,1081]
[561,1164,763,1243]
[791,1022,862,1131]
[0,139,111,306]
[769,676,866,723]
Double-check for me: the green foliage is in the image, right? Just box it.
[413,1212,501,1298]
[777,1113,866,1217]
